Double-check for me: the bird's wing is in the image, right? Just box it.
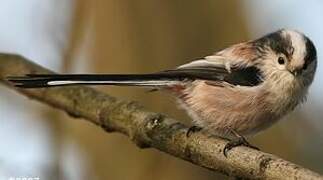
[173,55,263,86]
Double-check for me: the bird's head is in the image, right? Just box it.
[253,29,317,87]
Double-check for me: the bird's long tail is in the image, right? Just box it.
[6,67,226,88]
[6,73,181,88]
[6,67,228,88]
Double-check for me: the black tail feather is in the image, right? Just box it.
[6,72,188,88]
[5,68,231,88]
[6,76,55,88]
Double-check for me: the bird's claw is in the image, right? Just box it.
[223,130,259,157]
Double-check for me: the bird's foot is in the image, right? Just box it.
[223,130,259,157]
[186,125,203,137]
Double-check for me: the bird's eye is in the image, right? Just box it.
[303,63,308,70]
[278,57,285,65]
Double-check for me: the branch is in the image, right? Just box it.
[0,53,322,180]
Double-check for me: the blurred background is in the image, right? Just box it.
[0,0,322,179]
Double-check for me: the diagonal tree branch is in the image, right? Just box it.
[0,53,322,180]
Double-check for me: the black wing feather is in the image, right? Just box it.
[223,66,263,86]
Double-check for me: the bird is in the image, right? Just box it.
[7,29,317,156]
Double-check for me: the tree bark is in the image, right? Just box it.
[0,53,322,180]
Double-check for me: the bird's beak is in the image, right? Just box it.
[289,67,303,76]
[287,61,304,76]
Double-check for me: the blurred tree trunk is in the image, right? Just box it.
[63,1,249,179]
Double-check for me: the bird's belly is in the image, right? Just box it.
[181,81,280,138]
[184,102,279,138]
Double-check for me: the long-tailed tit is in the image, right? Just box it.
[7,29,317,156]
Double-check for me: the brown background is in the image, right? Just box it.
[37,1,323,179]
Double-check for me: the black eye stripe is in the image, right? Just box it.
[304,36,317,68]
[253,30,293,58]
